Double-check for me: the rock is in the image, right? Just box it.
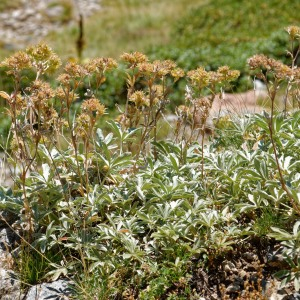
[0,227,18,251]
[45,5,65,19]
[267,246,289,268]
[210,293,218,300]
[238,269,247,279]
[242,252,258,262]
[0,268,24,300]
[222,260,236,273]
[25,279,74,300]
[0,0,102,48]
[226,283,241,293]
[0,227,19,269]
[264,278,300,300]
[0,211,18,227]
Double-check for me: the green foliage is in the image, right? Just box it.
[16,246,63,287]
[269,221,300,291]
[0,30,299,297]
[0,0,21,11]
[149,0,300,91]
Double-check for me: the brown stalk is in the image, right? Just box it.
[265,79,300,215]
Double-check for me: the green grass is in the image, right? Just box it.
[0,0,299,96]
[45,0,205,61]
[149,0,300,89]
[0,0,21,11]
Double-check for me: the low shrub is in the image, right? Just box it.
[0,26,299,298]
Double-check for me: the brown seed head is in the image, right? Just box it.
[81,98,106,116]
[171,68,185,81]
[248,54,292,79]
[85,57,117,73]
[75,113,91,138]
[64,62,88,78]
[27,80,55,107]
[0,51,31,76]
[187,67,210,88]
[217,66,240,82]
[286,26,300,40]
[26,43,61,73]
[129,91,149,107]
[121,52,148,66]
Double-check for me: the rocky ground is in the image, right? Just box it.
[190,237,300,299]
[0,215,299,299]
[0,0,102,50]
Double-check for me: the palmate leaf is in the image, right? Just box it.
[269,227,293,240]
[110,152,133,169]
[252,113,270,131]
[275,269,290,279]
[169,153,180,173]
[46,264,68,281]
[0,186,23,213]
[294,276,300,292]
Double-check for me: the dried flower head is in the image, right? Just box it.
[217,66,240,82]
[171,68,185,81]
[85,57,117,73]
[0,91,25,116]
[208,71,222,85]
[129,91,149,107]
[153,84,164,100]
[75,113,90,138]
[286,26,300,40]
[247,54,269,70]
[187,67,210,88]
[153,60,176,77]
[26,43,61,73]
[57,73,71,86]
[55,86,78,107]
[27,80,55,107]
[248,54,292,79]
[32,106,59,135]
[195,97,212,119]
[81,98,105,116]
[121,52,148,66]
[176,105,190,120]
[137,62,154,75]
[138,60,177,78]
[64,62,88,78]
[0,51,31,76]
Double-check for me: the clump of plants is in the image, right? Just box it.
[0,26,299,299]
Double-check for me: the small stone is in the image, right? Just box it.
[11,10,22,19]
[222,260,235,272]
[0,268,23,299]
[25,279,74,300]
[293,293,300,299]
[45,6,65,19]
[210,293,218,300]
[226,283,241,293]
[238,269,247,279]
[242,252,258,262]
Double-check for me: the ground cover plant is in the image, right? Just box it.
[0,26,299,299]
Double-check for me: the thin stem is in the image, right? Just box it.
[268,81,300,214]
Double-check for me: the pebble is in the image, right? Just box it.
[25,279,73,300]
[0,268,24,300]
[226,283,241,293]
